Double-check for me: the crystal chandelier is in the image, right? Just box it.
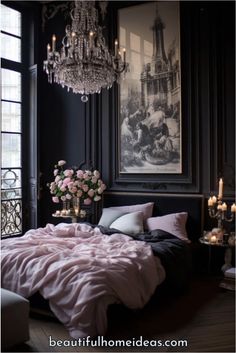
[43,0,127,102]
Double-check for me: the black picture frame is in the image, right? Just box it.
[105,1,199,192]
[118,1,182,175]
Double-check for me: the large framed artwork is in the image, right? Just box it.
[118,1,182,174]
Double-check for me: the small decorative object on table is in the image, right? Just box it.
[52,201,89,223]
[208,178,235,239]
[48,160,106,222]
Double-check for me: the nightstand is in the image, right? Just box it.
[199,236,235,273]
[52,209,92,223]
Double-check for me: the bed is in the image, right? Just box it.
[1,192,204,339]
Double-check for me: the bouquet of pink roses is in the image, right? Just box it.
[48,160,106,205]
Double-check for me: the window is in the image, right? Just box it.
[1,4,21,62]
[1,4,22,237]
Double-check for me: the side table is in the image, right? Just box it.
[199,237,235,273]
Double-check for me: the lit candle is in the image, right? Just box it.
[218,178,223,200]
[212,196,217,204]
[71,32,76,49]
[89,31,94,49]
[55,210,60,215]
[217,204,222,210]
[115,39,118,56]
[210,235,217,244]
[221,202,227,211]
[231,203,236,213]
[123,48,126,62]
[47,44,51,60]
[52,34,56,52]
[208,197,213,206]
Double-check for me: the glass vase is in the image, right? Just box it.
[73,197,80,216]
[61,199,71,215]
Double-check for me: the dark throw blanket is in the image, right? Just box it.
[98,226,192,291]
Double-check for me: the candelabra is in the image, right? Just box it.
[208,179,236,232]
[208,199,235,230]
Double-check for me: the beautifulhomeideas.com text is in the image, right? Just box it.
[49,335,188,348]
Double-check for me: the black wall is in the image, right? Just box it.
[37,1,235,227]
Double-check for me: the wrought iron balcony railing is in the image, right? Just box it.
[1,168,22,238]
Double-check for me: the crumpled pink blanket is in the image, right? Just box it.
[1,223,165,338]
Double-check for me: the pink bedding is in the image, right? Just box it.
[1,223,165,338]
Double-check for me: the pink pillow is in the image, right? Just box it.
[109,202,154,228]
[147,212,190,242]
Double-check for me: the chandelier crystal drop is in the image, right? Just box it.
[43,0,127,102]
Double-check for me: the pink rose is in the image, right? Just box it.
[83,173,90,181]
[53,169,59,176]
[58,180,63,188]
[52,196,59,203]
[88,189,95,197]
[101,183,106,191]
[60,186,66,192]
[58,160,66,166]
[93,170,100,178]
[61,196,66,201]
[63,177,71,186]
[66,194,72,199]
[50,182,56,191]
[77,190,83,197]
[94,195,101,202]
[98,187,103,194]
[64,169,74,177]
[84,198,92,205]
[91,176,97,184]
[55,175,61,183]
[82,184,89,192]
[77,170,84,178]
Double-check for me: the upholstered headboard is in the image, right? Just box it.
[102,192,204,242]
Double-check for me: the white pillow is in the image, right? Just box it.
[147,212,190,242]
[98,208,128,228]
[110,211,144,235]
[108,202,154,228]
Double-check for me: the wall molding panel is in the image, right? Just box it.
[37,1,235,226]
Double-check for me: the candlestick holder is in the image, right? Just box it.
[208,198,235,231]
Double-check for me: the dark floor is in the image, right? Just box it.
[3,276,235,353]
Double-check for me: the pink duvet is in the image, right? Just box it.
[1,223,165,338]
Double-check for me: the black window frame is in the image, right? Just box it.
[1,0,31,238]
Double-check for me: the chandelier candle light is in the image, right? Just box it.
[208,178,236,234]
[43,0,127,102]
